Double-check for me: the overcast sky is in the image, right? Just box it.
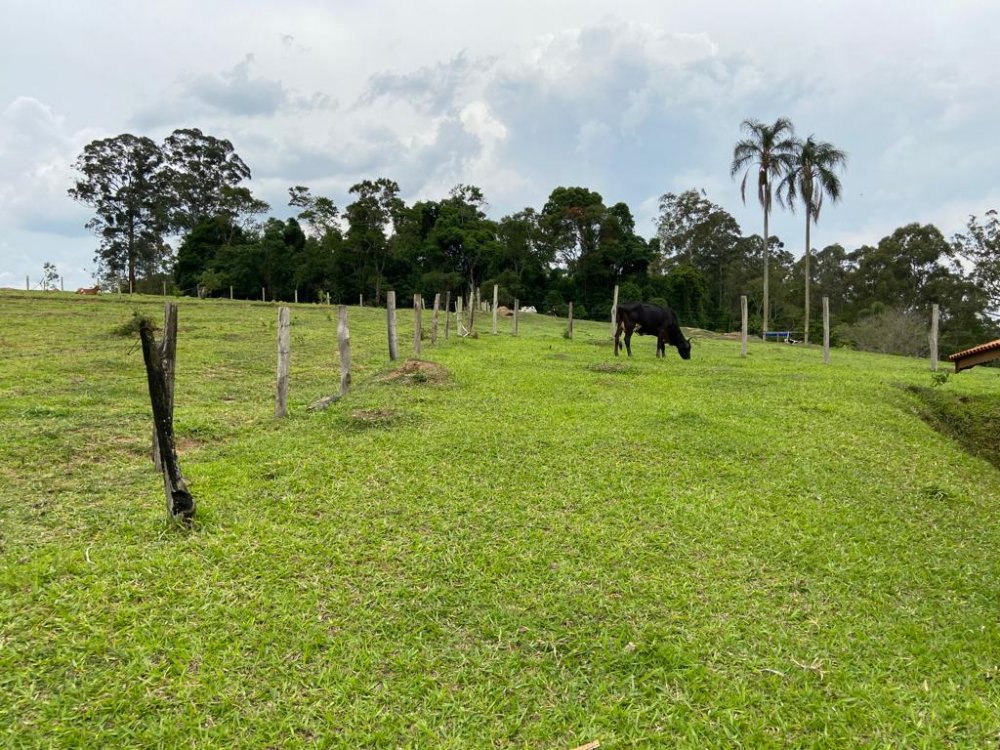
[2,0,999,289]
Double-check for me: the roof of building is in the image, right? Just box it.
[948,339,1000,362]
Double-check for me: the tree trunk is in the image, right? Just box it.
[804,216,811,345]
[762,210,769,339]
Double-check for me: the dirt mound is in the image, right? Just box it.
[379,360,450,385]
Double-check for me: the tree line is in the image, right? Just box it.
[68,122,1000,356]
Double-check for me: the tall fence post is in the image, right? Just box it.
[930,303,939,372]
[567,302,574,339]
[492,284,499,335]
[444,291,452,340]
[262,286,266,302]
[467,286,475,333]
[153,302,178,470]
[294,289,299,304]
[611,284,619,338]
[139,319,194,522]
[740,295,748,358]
[456,296,467,336]
[823,296,830,365]
[413,294,423,355]
[276,307,291,417]
[431,293,441,344]
[513,298,519,336]
[60,277,64,292]
[230,285,234,300]
[26,275,29,291]
[387,291,398,360]
[338,305,351,396]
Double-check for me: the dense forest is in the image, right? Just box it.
[67,126,1000,356]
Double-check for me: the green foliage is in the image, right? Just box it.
[3,291,1000,747]
[111,311,153,337]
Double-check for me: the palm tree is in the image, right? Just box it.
[779,136,847,344]
[731,117,797,337]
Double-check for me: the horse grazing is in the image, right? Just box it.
[75,286,100,295]
[614,302,692,359]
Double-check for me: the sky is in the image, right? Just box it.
[2,0,999,289]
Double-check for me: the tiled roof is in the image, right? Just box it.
[948,339,1000,361]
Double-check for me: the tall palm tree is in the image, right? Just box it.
[731,117,797,337]
[779,136,847,344]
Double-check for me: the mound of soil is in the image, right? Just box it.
[380,360,450,385]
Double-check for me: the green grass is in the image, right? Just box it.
[2,290,999,748]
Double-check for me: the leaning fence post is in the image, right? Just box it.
[611,284,619,338]
[513,298,519,336]
[153,302,178,470]
[823,296,831,365]
[467,286,475,333]
[567,302,574,339]
[387,291,398,360]
[139,319,194,522]
[413,294,423,355]
[930,303,939,372]
[740,295,748,358]
[431,293,441,344]
[492,284,499,334]
[338,305,351,396]
[275,307,291,417]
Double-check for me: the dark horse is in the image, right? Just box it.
[614,302,692,359]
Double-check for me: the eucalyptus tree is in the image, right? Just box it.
[161,128,254,233]
[730,117,797,336]
[68,133,169,290]
[779,136,847,342]
[344,178,404,305]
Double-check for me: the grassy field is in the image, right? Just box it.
[1,290,999,749]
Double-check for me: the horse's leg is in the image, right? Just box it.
[614,320,624,356]
[624,325,634,357]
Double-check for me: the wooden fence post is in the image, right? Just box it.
[513,298,519,336]
[162,280,167,297]
[740,295,748,358]
[467,286,475,332]
[930,303,939,372]
[360,294,364,307]
[338,305,351,396]
[26,275,29,291]
[139,320,194,522]
[152,302,178,470]
[492,284,499,334]
[431,293,441,344]
[823,296,830,365]
[294,289,299,304]
[567,302,574,339]
[230,285,234,300]
[262,286,266,302]
[456,296,467,336]
[275,307,291,417]
[444,291,451,340]
[611,284,619,338]
[413,294,423,355]
[387,291,398,360]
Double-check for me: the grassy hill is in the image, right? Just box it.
[2,290,998,748]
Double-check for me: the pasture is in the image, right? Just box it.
[1,290,998,748]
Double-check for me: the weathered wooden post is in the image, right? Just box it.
[294,289,299,304]
[261,286,266,302]
[276,307,291,417]
[456,296,467,336]
[413,294,423,355]
[513,298,519,336]
[338,305,351,396]
[740,295,748,358]
[467,285,475,332]
[822,296,831,365]
[139,319,194,522]
[492,284,499,335]
[444,291,452,340]
[611,284,619,338]
[930,303,939,372]
[152,302,178,470]
[60,277,64,292]
[25,275,29,291]
[387,291,398,360]
[360,294,364,307]
[567,302,574,339]
[162,280,167,296]
[431,293,441,344]
[230,285,233,300]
